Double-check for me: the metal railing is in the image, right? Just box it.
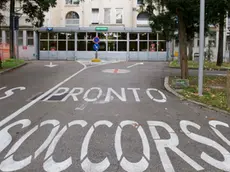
[65,19,80,26]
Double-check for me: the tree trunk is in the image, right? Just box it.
[178,12,188,79]
[217,13,225,66]
[188,39,194,60]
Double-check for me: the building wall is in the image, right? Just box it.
[44,0,148,27]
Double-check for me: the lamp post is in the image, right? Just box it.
[198,0,205,96]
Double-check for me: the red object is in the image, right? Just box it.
[23,46,27,50]
[114,69,119,73]
[51,47,56,51]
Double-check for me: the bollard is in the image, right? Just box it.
[227,71,230,108]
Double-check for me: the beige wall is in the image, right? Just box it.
[45,0,143,27]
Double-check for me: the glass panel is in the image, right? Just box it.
[118,33,127,40]
[108,41,117,51]
[108,33,118,40]
[99,42,106,51]
[149,33,157,40]
[129,42,137,51]
[40,33,48,39]
[77,32,86,40]
[158,33,166,40]
[130,33,137,40]
[49,41,57,50]
[68,41,75,50]
[98,33,107,40]
[116,8,123,24]
[58,33,66,40]
[118,41,127,51]
[158,41,166,51]
[87,32,96,40]
[87,41,94,51]
[139,42,147,51]
[28,39,34,46]
[149,41,157,51]
[140,33,147,40]
[77,41,86,51]
[40,41,48,50]
[18,31,23,38]
[49,33,58,40]
[18,39,23,46]
[58,41,66,51]
[67,33,75,40]
[27,31,34,38]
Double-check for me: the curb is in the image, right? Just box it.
[169,66,230,71]
[0,62,28,75]
[164,76,230,115]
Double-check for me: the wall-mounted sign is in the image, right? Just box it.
[95,27,108,31]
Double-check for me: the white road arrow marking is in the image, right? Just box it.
[127,63,144,69]
[45,62,58,68]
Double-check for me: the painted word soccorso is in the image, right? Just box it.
[0,119,230,172]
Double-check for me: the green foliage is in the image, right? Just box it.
[0,59,24,71]
[0,0,58,27]
[169,60,230,70]
[170,75,230,112]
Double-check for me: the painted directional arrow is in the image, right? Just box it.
[127,63,144,69]
[45,62,58,68]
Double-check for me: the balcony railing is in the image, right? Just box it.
[137,20,149,26]
[65,19,80,26]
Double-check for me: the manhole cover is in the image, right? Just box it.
[102,69,130,74]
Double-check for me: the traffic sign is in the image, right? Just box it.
[93,44,100,51]
[93,37,100,44]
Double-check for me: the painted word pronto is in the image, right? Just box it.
[0,119,229,172]
[42,87,167,103]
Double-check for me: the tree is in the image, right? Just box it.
[147,11,177,60]
[206,0,230,66]
[0,0,57,59]
[143,0,201,79]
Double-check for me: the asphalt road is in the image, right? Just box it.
[0,61,230,172]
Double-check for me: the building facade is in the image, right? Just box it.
[0,0,229,61]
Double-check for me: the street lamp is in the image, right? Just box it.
[198,0,205,96]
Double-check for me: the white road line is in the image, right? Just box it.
[0,61,121,128]
[127,63,144,69]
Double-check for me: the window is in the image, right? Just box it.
[66,0,80,5]
[140,42,147,51]
[92,8,99,24]
[158,41,166,51]
[27,31,34,46]
[65,11,79,26]
[104,8,111,24]
[99,42,106,51]
[118,33,127,40]
[118,42,127,51]
[17,31,23,46]
[108,41,117,51]
[140,33,147,40]
[130,42,137,51]
[137,0,144,4]
[77,32,86,40]
[116,8,123,24]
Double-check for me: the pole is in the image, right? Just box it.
[198,0,205,96]
[96,50,98,59]
[10,0,15,58]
